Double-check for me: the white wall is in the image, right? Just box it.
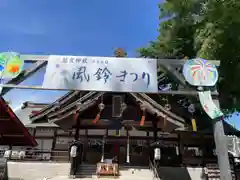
[7,161,70,180]
[55,136,73,150]
[34,139,53,160]
[35,128,55,137]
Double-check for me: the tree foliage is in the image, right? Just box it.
[138,0,240,113]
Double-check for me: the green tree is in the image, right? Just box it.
[138,0,240,113]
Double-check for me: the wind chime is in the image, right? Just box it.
[115,102,127,136]
[92,95,105,124]
[188,104,197,132]
[163,96,171,131]
[157,95,171,131]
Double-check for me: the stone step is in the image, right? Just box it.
[49,175,152,180]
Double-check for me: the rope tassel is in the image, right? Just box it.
[92,112,101,124]
[140,111,146,126]
[92,101,105,124]
[74,112,79,122]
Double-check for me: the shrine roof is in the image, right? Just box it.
[28,91,186,131]
[14,101,57,128]
[27,90,240,136]
[0,98,37,146]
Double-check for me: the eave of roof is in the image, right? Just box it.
[29,91,84,121]
[27,89,239,135]
[47,92,185,131]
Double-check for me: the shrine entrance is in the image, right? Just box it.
[84,138,127,165]
[84,140,102,164]
[82,137,150,166]
[129,140,149,166]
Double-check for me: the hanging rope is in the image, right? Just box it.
[163,115,167,131]
[140,104,146,126]
[140,112,146,126]
[74,112,79,122]
[92,96,105,124]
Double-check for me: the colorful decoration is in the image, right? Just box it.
[140,104,146,126]
[198,91,223,119]
[0,52,24,80]
[183,58,218,86]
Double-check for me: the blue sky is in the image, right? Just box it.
[1,0,160,108]
[0,0,239,129]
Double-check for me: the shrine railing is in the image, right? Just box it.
[1,149,69,162]
[149,159,160,180]
[0,158,7,180]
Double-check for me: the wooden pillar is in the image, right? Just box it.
[106,128,109,137]
[33,128,36,138]
[146,131,151,161]
[50,128,57,161]
[74,113,80,141]
[178,134,184,165]
[146,131,150,147]
[152,120,157,141]
[83,129,88,162]
[51,128,57,150]
[74,127,79,140]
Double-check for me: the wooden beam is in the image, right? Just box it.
[160,64,189,87]
[19,54,220,66]
[77,134,178,141]
[0,84,219,96]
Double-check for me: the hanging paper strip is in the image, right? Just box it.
[198,91,223,119]
[191,119,197,131]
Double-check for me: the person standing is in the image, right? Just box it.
[70,144,78,176]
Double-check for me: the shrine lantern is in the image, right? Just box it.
[154,148,161,160]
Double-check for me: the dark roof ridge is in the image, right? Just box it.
[130,93,185,128]
[22,101,49,109]
[30,91,78,120]
[47,91,102,119]
[137,93,185,123]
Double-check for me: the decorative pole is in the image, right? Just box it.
[183,58,232,180]
[126,130,130,164]
[101,135,105,163]
[114,48,128,163]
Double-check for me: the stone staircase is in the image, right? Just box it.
[75,163,97,178]
[74,164,154,180]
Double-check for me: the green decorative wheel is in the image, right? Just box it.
[0,52,24,79]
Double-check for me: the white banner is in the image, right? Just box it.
[42,55,158,93]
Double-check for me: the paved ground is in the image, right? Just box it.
[7,162,70,180]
